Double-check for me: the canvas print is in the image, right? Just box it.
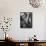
[20,12,32,28]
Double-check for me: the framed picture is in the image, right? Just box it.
[20,12,32,28]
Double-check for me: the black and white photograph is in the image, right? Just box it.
[20,12,32,28]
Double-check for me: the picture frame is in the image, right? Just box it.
[20,12,32,28]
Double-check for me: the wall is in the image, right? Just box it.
[0,0,46,40]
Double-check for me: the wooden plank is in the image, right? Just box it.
[24,43,28,46]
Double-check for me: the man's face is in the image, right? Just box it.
[23,13,31,24]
